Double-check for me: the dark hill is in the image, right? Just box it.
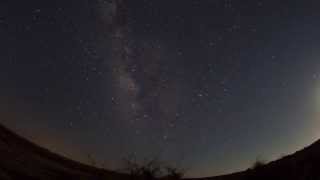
[0,124,127,180]
[1,122,320,180]
[191,139,320,180]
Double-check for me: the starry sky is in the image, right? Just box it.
[1,0,320,178]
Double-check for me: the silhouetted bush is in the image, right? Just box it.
[251,159,266,170]
[163,167,184,180]
[121,156,184,180]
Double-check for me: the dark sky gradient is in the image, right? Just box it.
[1,0,320,177]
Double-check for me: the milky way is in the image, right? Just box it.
[1,0,320,177]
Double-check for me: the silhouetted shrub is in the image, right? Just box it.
[251,159,266,170]
[163,166,184,180]
[121,156,184,180]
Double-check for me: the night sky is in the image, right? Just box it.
[1,0,320,178]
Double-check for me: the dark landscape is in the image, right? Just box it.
[1,123,320,180]
[0,124,126,180]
